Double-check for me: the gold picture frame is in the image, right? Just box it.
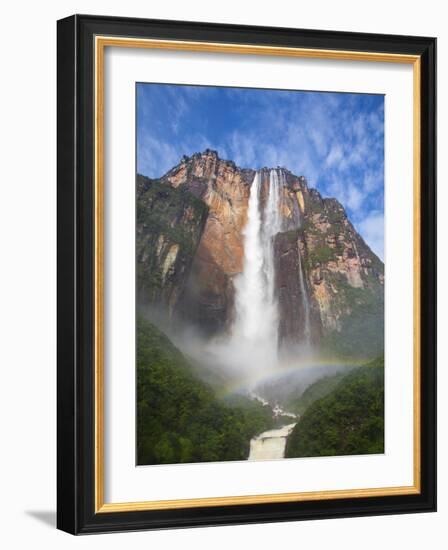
[57,14,436,534]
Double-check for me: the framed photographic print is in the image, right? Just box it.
[57,14,436,534]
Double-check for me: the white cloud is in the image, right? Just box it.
[137,85,384,229]
[363,170,383,193]
[309,127,328,157]
[229,131,257,168]
[326,177,364,214]
[356,212,384,260]
[137,133,180,177]
[346,184,363,211]
[325,144,344,167]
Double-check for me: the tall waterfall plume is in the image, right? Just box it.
[226,167,313,376]
[231,169,285,372]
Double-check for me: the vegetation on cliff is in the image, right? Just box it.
[137,317,274,465]
[299,189,384,359]
[320,279,384,359]
[285,371,349,415]
[285,356,384,458]
[136,174,208,309]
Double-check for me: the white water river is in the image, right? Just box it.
[248,422,297,460]
[248,394,298,460]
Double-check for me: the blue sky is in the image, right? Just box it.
[137,83,384,259]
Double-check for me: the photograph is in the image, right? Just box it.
[51,8,435,537]
[136,83,385,466]
[0,0,441,544]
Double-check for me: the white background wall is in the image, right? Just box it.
[0,1,443,548]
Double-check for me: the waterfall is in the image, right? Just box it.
[231,168,311,373]
[233,172,270,347]
[232,170,281,371]
[263,170,283,307]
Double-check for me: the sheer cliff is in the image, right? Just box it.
[136,150,384,359]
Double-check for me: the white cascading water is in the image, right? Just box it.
[231,168,312,375]
[232,171,279,372]
[263,170,283,308]
[232,169,287,373]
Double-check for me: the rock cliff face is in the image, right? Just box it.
[162,151,254,335]
[300,187,384,357]
[137,150,384,359]
[136,174,208,316]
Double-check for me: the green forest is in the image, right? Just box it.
[137,317,274,465]
[137,316,384,465]
[285,356,384,458]
[285,371,349,416]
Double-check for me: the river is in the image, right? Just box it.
[248,422,297,460]
[248,394,298,460]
